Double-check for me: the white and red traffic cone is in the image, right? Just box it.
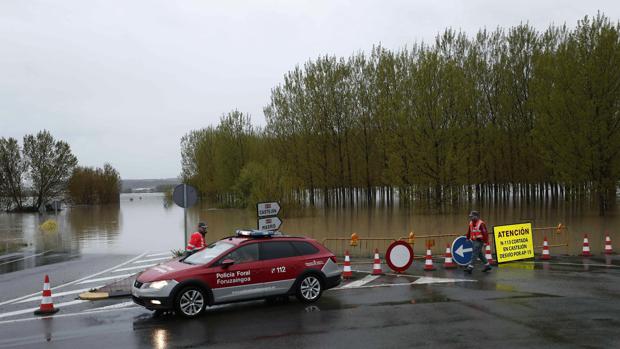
[485,243,496,265]
[424,248,436,271]
[541,236,551,260]
[34,275,59,316]
[372,248,383,275]
[443,244,456,269]
[342,250,352,279]
[604,234,613,255]
[581,234,592,257]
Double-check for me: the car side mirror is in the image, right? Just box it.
[221,259,235,268]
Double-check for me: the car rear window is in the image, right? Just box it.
[291,241,319,255]
[260,241,297,260]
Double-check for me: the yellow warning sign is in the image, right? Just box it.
[493,223,535,263]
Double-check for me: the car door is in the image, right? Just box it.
[259,241,300,297]
[206,243,263,304]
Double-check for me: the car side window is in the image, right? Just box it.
[219,243,259,264]
[260,241,297,260]
[291,241,319,255]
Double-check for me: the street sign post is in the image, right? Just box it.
[385,240,414,273]
[173,184,199,249]
[451,236,473,266]
[256,201,282,231]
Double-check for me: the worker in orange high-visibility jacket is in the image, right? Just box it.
[186,222,207,253]
[465,211,491,274]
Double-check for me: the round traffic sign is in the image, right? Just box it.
[451,236,473,266]
[385,240,414,273]
[172,184,198,208]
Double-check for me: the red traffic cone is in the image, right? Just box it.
[34,275,59,316]
[424,248,435,271]
[443,244,456,269]
[485,243,496,265]
[604,234,613,255]
[372,248,383,275]
[541,236,551,260]
[581,234,592,257]
[342,250,352,279]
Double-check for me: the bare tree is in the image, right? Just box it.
[0,137,26,210]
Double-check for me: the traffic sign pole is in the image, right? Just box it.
[183,184,187,249]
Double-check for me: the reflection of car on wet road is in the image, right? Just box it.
[132,230,341,317]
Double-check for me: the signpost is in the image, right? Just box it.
[256,201,282,231]
[451,236,473,266]
[493,222,534,263]
[172,184,199,248]
[385,240,414,273]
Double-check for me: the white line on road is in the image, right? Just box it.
[94,301,136,310]
[112,264,156,272]
[14,286,103,304]
[413,276,473,285]
[338,275,380,289]
[76,274,134,284]
[133,257,170,264]
[0,305,142,325]
[0,252,147,307]
[0,300,87,319]
[0,250,54,267]
[146,252,172,257]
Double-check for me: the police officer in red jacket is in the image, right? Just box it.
[186,222,207,253]
[466,211,492,274]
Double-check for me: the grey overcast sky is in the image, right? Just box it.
[1,1,619,179]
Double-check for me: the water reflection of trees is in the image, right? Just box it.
[67,204,121,245]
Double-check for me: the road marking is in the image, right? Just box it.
[0,300,87,319]
[14,286,103,304]
[76,274,134,284]
[413,276,472,285]
[146,252,172,257]
[95,301,136,310]
[0,252,147,307]
[339,275,380,289]
[0,250,54,267]
[0,305,142,325]
[133,257,170,264]
[112,264,156,272]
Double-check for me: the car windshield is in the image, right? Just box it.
[184,241,234,265]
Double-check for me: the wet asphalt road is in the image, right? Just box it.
[1,255,620,348]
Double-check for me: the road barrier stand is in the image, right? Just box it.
[605,234,613,254]
[372,248,383,275]
[423,248,436,271]
[342,250,352,279]
[350,233,359,247]
[485,243,496,265]
[443,243,456,269]
[34,274,59,316]
[581,234,592,257]
[541,236,551,260]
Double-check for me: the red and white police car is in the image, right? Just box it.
[132,230,341,317]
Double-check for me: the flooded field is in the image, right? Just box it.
[0,193,618,270]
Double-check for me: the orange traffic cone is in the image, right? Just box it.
[34,275,59,316]
[485,243,496,265]
[581,234,592,257]
[443,244,456,269]
[541,236,551,260]
[604,234,613,255]
[424,248,435,271]
[372,248,383,275]
[342,250,352,279]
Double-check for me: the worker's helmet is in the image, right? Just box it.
[468,211,480,220]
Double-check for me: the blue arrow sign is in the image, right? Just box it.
[451,236,473,266]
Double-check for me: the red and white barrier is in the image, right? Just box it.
[424,248,436,271]
[372,248,383,275]
[541,236,551,260]
[485,243,496,265]
[342,250,353,279]
[443,244,456,269]
[581,234,592,257]
[34,275,59,316]
[604,234,613,255]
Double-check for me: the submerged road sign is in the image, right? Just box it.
[493,222,534,263]
[173,184,199,249]
[257,217,282,231]
[385,240,414,273]
[257,202,281,218]
[451,236,473,266]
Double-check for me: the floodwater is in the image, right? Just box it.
[0,193,618,271]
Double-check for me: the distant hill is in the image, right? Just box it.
[121,178,180,193]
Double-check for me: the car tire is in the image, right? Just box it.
[296,274,323,303]
[174,286,206,318]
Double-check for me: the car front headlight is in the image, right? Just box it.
[148,280,169,290]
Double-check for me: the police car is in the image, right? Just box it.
[132,230,341,317]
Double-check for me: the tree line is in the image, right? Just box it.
[181,14,620,215]
[67,164,121,205]
[0,130,120,211]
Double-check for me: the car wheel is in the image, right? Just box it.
[175,286,206,318]
[296,274,323,303]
